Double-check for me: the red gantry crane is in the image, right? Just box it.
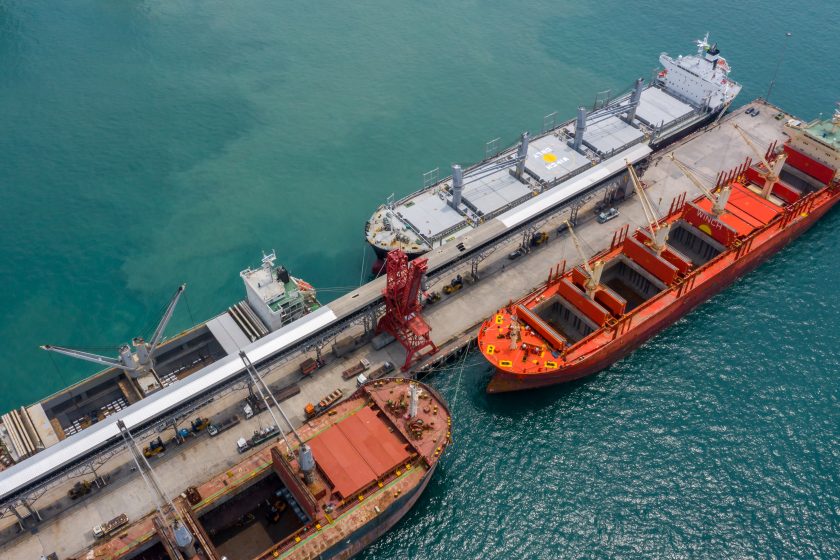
[377,249,438,370]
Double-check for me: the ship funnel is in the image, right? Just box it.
[408,383,419,418]
[572,106,587,151]
[276,266,291,284]
[515,131,530,179]
[450,164,464,209]
[299,443,316,484]
[625,77,644,123]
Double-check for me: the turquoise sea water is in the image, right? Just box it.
[1,0,838,557]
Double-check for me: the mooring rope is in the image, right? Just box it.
[449,339,471,413]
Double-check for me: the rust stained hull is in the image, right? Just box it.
[323,463,437,560]
[487,190,840,393]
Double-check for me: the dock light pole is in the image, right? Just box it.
[766,32,792,103]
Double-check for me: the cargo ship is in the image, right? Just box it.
[77,378,451,560]
[477,105,840,392]
[365,34,741,261]
[0,251,318,469]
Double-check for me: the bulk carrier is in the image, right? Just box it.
[74,379,450,560]
[365,35,741,260]
[0,252,318,469]
[477,105,840,392]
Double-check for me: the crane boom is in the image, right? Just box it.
[668,154,731,216]
[565,221,593,278]
[565,221,603,297]
[733,124,787,198]
[625,160,658,229]
[733,124,771,168]
[147,284,186,352]
[625,160,671,254]
[41,344,135,372]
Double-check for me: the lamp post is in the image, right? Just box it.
[766,32,792,103]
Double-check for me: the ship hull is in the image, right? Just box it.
[366,107,723,262]
[369,242,426,261]
[487,190,840,393]
[318,463,437,559]
[647,107,721,151]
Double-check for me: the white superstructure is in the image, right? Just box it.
[657,33,742,112]
[366,34,742,257]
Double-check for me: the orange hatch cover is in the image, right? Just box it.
[308,406,410,500]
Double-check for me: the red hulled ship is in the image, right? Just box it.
[478,106,840,393]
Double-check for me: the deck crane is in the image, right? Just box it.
[239,351,317,484]
[733,123,787,199]
[565,220,603,298]
[117,420,196,559]
[625,160,670,255]
[449,132,530,211]
[668,153,731,216]
[41,284,186,384]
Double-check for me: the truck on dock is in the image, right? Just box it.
[355,361,395,386]
[236,425,279,453]
[93,513,128,539]
[341,358,371,380]
[299,357,323,376]
[207,414,241,437]
[304,389,344,419]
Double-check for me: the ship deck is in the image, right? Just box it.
[366,82,709,253]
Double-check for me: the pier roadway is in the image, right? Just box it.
[0,101,791,558]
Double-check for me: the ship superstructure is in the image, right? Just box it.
[477,107,839,392]
[241,251,320,332]
[365,35,742,258]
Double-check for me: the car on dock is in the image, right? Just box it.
[596,207,620,223]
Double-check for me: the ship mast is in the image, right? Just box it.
[625,160,670,255]
[565,220,603,298]
[668,153,731,216]
[733,124,787,198]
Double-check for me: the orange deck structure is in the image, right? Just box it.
[73,379,451,560]
[478,115,840,393]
